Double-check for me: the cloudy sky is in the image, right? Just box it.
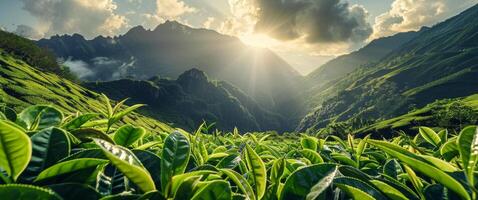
[1,0,477,74]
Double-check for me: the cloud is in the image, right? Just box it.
[61,56,137,80]
[62,58,94,79]
[229,0,373,44]
[202,17,215,29]
[19,0,127,38]
[135,0,196,29]
[156,0,196,19]
[371,0,478,39]
[14,25,43,39]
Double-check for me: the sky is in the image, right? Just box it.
[1,0,477,75]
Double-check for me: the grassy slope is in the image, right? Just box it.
[0,49,175,133]
[356,94,478,137]
[298,5,478,133]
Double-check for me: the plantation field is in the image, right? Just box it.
[0,49,174,133]
[0,97,477,200]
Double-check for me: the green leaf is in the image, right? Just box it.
[48,183,101,200]
[356,135,370,159]
[62,113,99,130]
[132,150,162,189]
[440,137,459,161]
[419,155,457,172]
[70,128,115,144]
[35,158,108,182]
[403,165,423,198]
[368,139,471,200]
[113,125,145,147]
[301,136,318,151]
[220,169,256,200]
[95,139,156,193]
[0,119,32,182]
[305,165,338,200]
[17,105,63,131]
[170,170,216,197]
[419,127,441,147]
[216,154,241,169]
[191,180,232,200]
[244,143,267,200]
[300,149,324,164]
[270,158,285,185]
[20,127,70,182]
[383,159,403,179]
[334,177,387,200]
[370,180,408,200]
[108,104,145,126]
[0,184,62,200]
[457,126,478,185]
[280,164,337,200]
[0,105,17,122]
[160,131,190,193]
[174,175,201,200]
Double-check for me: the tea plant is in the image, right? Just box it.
[0,96,477,199]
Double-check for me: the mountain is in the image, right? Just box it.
[304,29,424,107]
[298,4,478,133]
[0,32,175,133]
[84,68,285,132]
[36,21,306,129]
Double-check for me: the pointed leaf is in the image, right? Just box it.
[95,139,156,193]
[0,119,32,181]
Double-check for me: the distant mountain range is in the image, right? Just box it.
[37,21,306,131]
[298,4,478,133]
[10,4,477,134]
[85,68,285,132]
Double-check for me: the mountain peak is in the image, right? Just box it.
[125,25,147,35]
[177,68,208,83]
[153,20,189,32]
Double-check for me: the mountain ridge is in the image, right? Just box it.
[298,4,478,133]
[37,20,307,131]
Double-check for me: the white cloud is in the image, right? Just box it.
[62,58,94,79]
[371,0,478,39]
[19,0,128,38]
[135,0,196,29]
[156,0,196,19]
[202,17,215,29]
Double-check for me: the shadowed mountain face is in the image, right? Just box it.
[37,20,306,131]
[298,4,478,132]
[85,68,285,132]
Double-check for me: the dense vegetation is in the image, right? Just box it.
[1,97,478,200]
[0,30,75,80]
[85,68,285,132]
[0,48,174,133]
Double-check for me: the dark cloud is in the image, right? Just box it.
[253,0,372,43]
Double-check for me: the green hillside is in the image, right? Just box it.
[84,69,285,132]
[355,94,478,137]
[0,49,175,133]
[298,4,478,133]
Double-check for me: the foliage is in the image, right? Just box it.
[1,99,478,200]
[0,30,76,79]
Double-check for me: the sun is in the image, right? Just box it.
[238,33,280,49]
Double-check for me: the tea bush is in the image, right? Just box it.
[0,95,477,200]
